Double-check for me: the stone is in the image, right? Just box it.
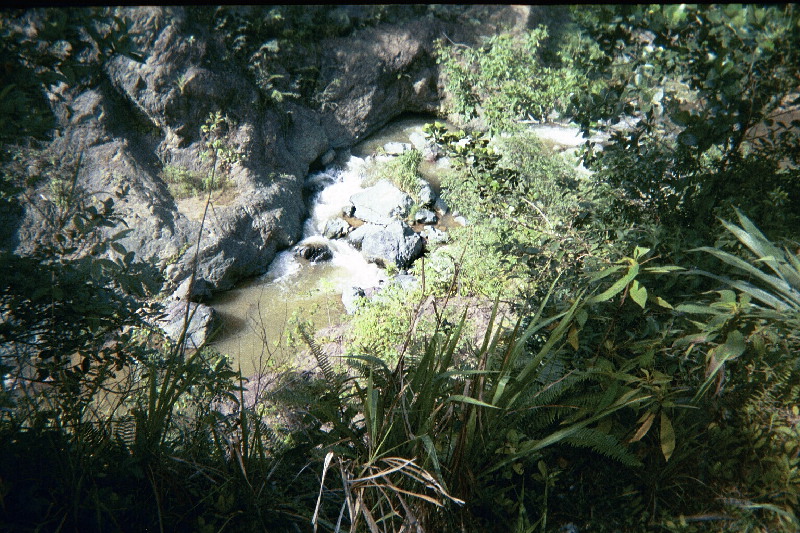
[320,148,336,166]
[173,276,213,302]
[295,241,333,263]
[350,180,413,224]
[413,208,437,225]
[409,131,427,151]
[360,220,423,269]
[342,286,366,314]
[346,223,383,249]
[418,181,436,207]
[422,226,449,245]
[159,299,219,351]
[323,218,352,239]
[383,141,412,155]
[433,196,449,214]
[453,215,468,226]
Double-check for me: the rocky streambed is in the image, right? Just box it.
[210,117,456,375]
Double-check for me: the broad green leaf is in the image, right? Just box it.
[660,412,675,462]
[567,325,580,350]
[630,411,656,443]
[630,280,648,309]
[654,296,673,309]
[589,263,639,304]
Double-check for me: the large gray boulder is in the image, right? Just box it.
[360,220,423,269]
[159,299,220,351]
[350,180,413,224]
[346,223,384,249]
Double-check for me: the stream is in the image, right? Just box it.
[210,117,444,376]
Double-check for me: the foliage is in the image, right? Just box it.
[297,285,644,531]
[4,6,800,532]
[571,4,800,233]
[422,122,610,304]
[436,27,587,132]
[366,148,423,198]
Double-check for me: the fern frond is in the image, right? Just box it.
[300,324,337,385]
[563,427,642,467]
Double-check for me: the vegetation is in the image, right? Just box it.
[366,148,423,198]
[2,5,800,532]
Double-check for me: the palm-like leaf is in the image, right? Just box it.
[693,209,800,312]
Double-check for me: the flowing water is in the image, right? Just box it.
[210,117,444,376]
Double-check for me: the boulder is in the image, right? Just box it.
[323,218,352,239]
[433,196,449,215]
[418,181,437,207]
[409,131,428,151]
[413,208,437,225]
[159,299,219,350]
[173,276,213,302]
[295,241,333,263]
[350,180,413,224]
[360,220,423,269]
[346,223,383,249]
[342,286,367,314]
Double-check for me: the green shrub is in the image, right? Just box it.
[437,27,585,133]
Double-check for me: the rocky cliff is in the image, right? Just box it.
[8,6,528,294]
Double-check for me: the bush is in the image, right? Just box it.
[437,27,586,133]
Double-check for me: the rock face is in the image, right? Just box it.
[359,221,423,269]
[8,6,527,296]
[350,180,413,224]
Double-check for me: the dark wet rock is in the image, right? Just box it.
[295,242,334,263]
